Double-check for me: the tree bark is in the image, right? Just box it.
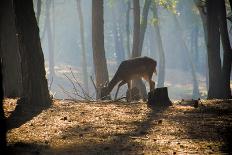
[206,0,224,99]
[45,0,55,77]
[36,0,41,24]
[126,1,131,58]
[138,0,151,55]
[92,0,109,99]
[132,0,140,58]
[218,0,232,98]
[14,0,51,106]
[0,0,22,97]
[0,2,7,149]
[77,0,89,93]
[152,2,165,88]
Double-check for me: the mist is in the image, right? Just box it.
[34,0,218,100]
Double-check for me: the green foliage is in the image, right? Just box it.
[153,0,179,14]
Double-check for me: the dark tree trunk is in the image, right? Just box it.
[0,60,6,153]
[92,0,109,99]
[14,0,51,106]
[0,1,7,150]
[218,0,232,98]
[0,0,22,97]
[77,0,89,93]
[126,1,131,58]
[138,0,151,55]
[132,0,140,58]
[152,2,165,88]
[36,0,41,23]
[206,0,224,99]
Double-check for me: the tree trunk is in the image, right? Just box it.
[218,0,232,98]
[0,2,7,148]
[36,0,41,24]
[0,0,22,97]
[45,0,55,78]
[206,0,224,99]
[132,0,140,58]
[194,0,209,90]
[126,1,131,58]
[77,0,89,93]
[152,2,165,88]
[14,0,51,106]
[0,59,6,152]
[92,0,109,99]
[138,0,151,55]
[112,4,125,66]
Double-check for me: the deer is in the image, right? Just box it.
[101,56,157,101]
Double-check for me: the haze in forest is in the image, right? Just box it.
[34,0,231,100]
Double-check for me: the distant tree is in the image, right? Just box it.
[151,2,165,88]
[0,0,22,97]
[126,1,131,58]
[171,14,201,99]
[92,0,109,99]
[14,0,51,106]
[131,0,147,100]
[138,0,152,55]
[76,0,89,93]
[36,0,41,23]
[111,1,125,66]
[132,0,141,58]
[45,0,55,77]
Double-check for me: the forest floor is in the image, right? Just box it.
[4,98,232,155]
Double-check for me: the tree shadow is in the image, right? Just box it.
[7,98,51,130]
[168,100,232,153]
[48,104,170,154]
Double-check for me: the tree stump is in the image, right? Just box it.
[148,87,172,107]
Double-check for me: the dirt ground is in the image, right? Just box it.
[4,98,232,155]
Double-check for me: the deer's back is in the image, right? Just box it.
[116,56,157,81]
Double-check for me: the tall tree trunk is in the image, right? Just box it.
[0,2,7,149]
[138,0,151,55]
[131,0,147,100]
[206,0,224,99]
[152,2,165,88]
[92,0,109,99]
[126,1,131,58]
[36,0,41,24]
[132,0,140,58]
[77,0,89,93]
[0,59,6,153]
[218,0,232,98]
[194,0,209,90]
[112,6,125,66]
[0,0,22,97]
[14,0,51,106]
[45,0,55,77]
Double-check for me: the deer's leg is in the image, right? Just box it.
[114,81,126,100]
[149,80,155,91]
